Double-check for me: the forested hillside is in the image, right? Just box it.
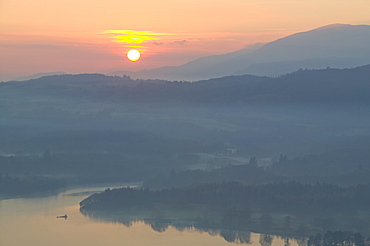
[1,65,370,194]
[2,65,370,104]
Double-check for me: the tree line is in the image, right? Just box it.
[80,181,370,214]
[0,173,66,196]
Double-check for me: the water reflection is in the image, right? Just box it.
[221,229,252,244]
[284,237,291,246]
[0,186,303,246]
[259,234,273,246]
[148,219,172,232]
[81,210,303,245]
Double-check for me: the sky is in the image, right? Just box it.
[1,0,370,81]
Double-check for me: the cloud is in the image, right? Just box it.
[152,41,164,46]
[152,40,188,46]
[113,35,157,43]
[104,30,170,44]
[105,30,168,36]
[172,40,188,45]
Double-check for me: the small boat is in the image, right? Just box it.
[57,214,68,219]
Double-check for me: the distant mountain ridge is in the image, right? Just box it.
[11,71,67,81]
[111,24,370,81]
[109,43,265,80]
[2,64,370,105]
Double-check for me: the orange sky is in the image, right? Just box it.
[0,0,369,81]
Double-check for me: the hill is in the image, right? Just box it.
[2,65,370,105]
[1,66,369,171]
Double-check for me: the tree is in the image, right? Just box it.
[248,156,258,167]
[314,233,323,246]
[307,236,315,246]
[260,213,273,228]
[283,215,291,229]
[170,169,176,178]
[333,231,345,246]
[222,207,251,228]
[353,233,365,246]
[278,154,288,165]
[43,149,51,159]
[323,230,334,246]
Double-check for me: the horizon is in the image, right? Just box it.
[1,0,370,81]
[5,61,370,83]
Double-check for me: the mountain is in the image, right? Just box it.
[10,71,67,81]
[234,24,370,76]
[115,24,370,81]
[109,43,265,80]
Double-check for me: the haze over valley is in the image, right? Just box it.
[3,0,370,243]
[2,62,370,190]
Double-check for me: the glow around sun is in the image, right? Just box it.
[127,49,141,61]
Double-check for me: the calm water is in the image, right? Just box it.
[0,185,301,246]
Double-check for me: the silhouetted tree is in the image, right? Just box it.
[283,215,291,229]
[260,213,273,228]
[314,233,323,246]
[222,207,251,228]
[353,233,365,246]
[307,236,315,246]
[323,230,334,246]
[278,154,288,165]
[248,156,258,167]
[43,149,51,159]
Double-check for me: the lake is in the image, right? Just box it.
[0,185,302,246]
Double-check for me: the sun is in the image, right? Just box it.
[127,49,141,61]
